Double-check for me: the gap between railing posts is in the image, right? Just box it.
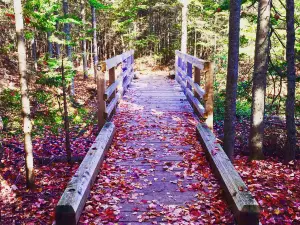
[96,50,135,130]
[175,50,214,130]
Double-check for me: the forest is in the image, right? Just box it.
[0,0,299,224]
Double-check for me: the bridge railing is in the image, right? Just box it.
[97,50,135,129]
[175,50,214,129]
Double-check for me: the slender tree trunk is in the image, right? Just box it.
[248,0,271,160]
[285,0,296,162]
[61,57,72,163]
[31,36,37,71]
[181,0,188,53]
[91,6,98,81]
[63,0,74,95]
[223,0,241,161]
[194,28,197,56]
[81,1,88,79]
[47,31,53,58]
[55,18,60,58]
[14,0,35,188]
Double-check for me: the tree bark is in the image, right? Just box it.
[63,0,74,95]
[55,18,60,58]
[61,57,72,163]
[223,0,241,161]
[47,31,53,58]
[91,6,98,81]
[181,0,188,53]
[285,0,296,162]
[81,0,88,79]
[31,36,37,71]
[248,0,271,160]
[13,0,35,188]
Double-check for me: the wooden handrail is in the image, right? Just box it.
[97,50,135,129]
[175,50,214,129]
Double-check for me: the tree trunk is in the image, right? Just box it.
[47,31,53,58]
[285,0,296,162]
[194,28,197,56]
[248,0,271,160]
[61,57,72,163]
[13,0,35,188]
[63,0,74,95]
[91,6,98,81]
[81,1,88,79]
[223,0,241,161]
[55,18,60,58]
[181,0,188,53]
[31,36,37,71]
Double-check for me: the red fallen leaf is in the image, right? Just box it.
[132,207,140,211]
[238,186,244,191]
[141,199,148,204]
[287,207,294,215]
[25,17,31,24]
[5,13,15,19]
[179,187,185,192]
[190,209,201,217]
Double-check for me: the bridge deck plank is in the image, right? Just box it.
[79,73,234,224]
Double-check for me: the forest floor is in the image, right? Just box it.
[0,56,299,224]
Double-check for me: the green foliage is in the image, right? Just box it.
[37,57,76,87]
[89,0,111,10]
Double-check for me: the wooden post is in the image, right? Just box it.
[97,64,106,130]
[109,67,116,97]
[109,67,116,114]
[204,62,214,130]
[194,67,201,99]
[187,62,193,90]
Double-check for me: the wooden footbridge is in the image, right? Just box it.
[55,50,260,225]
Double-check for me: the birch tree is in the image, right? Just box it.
[181,0,188,53]
[14,0,35,188]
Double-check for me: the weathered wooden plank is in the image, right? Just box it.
[97,70,106,129]
[104,78,121,100]
[175,73,186,91]
[175,50,205,70]
[186,76,205,98]
[105,50,134,70]
[204,62,214,129]
[175,65,187,78]
[196,123,260,225]
[55,122,116,225]
[186,89,205,116]
[104,93,121,119]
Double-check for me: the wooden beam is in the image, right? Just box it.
[105,50,134,70]
[204,62,214,130]
[194,67,201,99]
[104,78,121,101]
[186,76,205,98]
[104,93,121,119]
[196,123,260,225]
[186,89,205,116]
[55,122,116,225]
[175,50,205,70]
[109,67,116,114]
[187,62,193,90]
[97,67,106,130]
